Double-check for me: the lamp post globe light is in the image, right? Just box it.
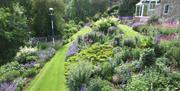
[49,7,55,44]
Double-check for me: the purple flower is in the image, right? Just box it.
[66,41,79,57]
[108,26,118,34]
[131,22,146,28]
[154,34,161,44]
[0,82,17,91]
[22,61,36,68]
[80,84,86,91]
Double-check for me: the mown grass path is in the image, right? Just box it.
[26,27,92,91]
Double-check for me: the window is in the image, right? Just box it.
[150,3,156,9]
[163,4,170,14]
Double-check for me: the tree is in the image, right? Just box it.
[65,0,109,22]
[118,0,140,16]
[0,3,28,65]
[32,0,64,37]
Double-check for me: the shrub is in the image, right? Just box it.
[165,47,180,67]
[125,74,149,91]
[83,31,107,44]
[63,20,80,40]
[22,68,37,78]
[67,43,113,64]
[118,48,132,62]
[131,60,143,72]
[147,16,159,25]
[100,62,113,81]
[140,48,156,67]
[15,77,26,91]
[114,64,132,84]
[139,37,153,48]
[37,43,49,50]
[3,70,21,82]
[155,57,170,67]
[125,67,180,91]
[131,48,141,60]
[112,51,123,67]
[113,35,123,47]
[15,46,38,63]
[87,77,113,91]
[154,44,166,57]
[123,38,136,48]
[68,62,93,91]
[0,4,28,65]
[0,61,23,75]
[106,5,119,16]
[93,17,119,34]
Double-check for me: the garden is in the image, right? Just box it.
[0,0,180,91]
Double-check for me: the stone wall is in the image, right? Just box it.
[160,0,180,19]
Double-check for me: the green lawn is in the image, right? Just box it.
[26,27,92,91]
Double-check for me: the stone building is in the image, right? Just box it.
[135,0,180,20]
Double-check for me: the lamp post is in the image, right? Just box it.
[49,7,55,44]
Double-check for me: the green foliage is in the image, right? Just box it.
[123,38,136,48]
[93,17,119,34]
[67,43,113,64]
[65,0,109,21]
[131,48,141,60]
[117,47,132,62]
[37,43,49,50]
[140,48,156,67]
[3,70,21,82]
[155,57,170,69]
[118,0,139,16]
[63,20,80,41]
[32,0,64,37]
[0,4,28,64]
[0,61,24,82]
[84,31,108,44]
[125,74,149,91]
[165,47,180,66]
[22,68,37,78]
[138,37,153,48]
[125,68,180,91]
[15,46,38,63]
[114,63,132,83]
[68,62,93,91]
[100,62,113,81]
[106,5,119,16]
[87,77,113,91]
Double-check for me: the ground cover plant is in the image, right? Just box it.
[64,17,180,91]
[0,0,180,91]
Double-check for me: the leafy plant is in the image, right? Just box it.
[68,62,93,91]
[123,38,136,48]
[140,48,156,67]
[87,77,113,91]
[22,68,37,78]
[100,62,113,81]
[93,17,119,34]
[165,47,180,66]
[3,70,21,82]
[15,46,38,63]
[67,43,113,64]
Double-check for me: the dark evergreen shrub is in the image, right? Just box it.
[140,48,156,67]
